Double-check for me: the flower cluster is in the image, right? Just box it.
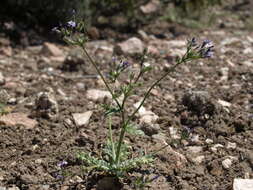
[187,38,214,59]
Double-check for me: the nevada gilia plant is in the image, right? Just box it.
[52,15,214,177]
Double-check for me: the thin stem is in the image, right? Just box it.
[81,46,122,110]
[108,116,116,161]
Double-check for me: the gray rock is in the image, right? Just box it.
[182,90,216,116]
[141,123,160,136]
[35,88,58,119]
[62,48,85,72]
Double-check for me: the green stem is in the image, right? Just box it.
[108,115,116,161]
[81,46,122,110]
[115,59,185,164]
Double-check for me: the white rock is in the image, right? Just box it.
[72,111,93,127]
[227,142,237,149]
[222,158,233,169]
[187,146,203,154]
[140,0,160,14]
[115,37,144,54]
[243,47,253,54]
[190,134,200,143]
[138,30,149,41]
[205,139,214,144]
[219,67,229,81]
[0,72,5,85]
[133,101,158,124]
[35,159,43,164]
[192,155,205,164]
[243,61,253,67]
[169,127,180,139]
[8,186,20,190]
[217,99,231,107]
[211,144,224,152]
[233,179,253,190]
[86,89,112,101]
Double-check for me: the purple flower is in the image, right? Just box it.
[197,39,214,58]
[201,39,213,49]
[67,21,76,28]
[122,61,129,68]
[57,160,68,168]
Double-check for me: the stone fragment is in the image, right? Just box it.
[41,42,63,57]
[205,138,214,144]
[0,72,5,85]
[8,186,19,190]
[115,37,144,54]
[140,0,160,14]
[227,142,237,149]
[222,158,233,169]
[233,179,253,190]
[219,67,229,81]
[187,146,203,154]
[0,113,37,129]
[86,89,112,101]
[211,144,224,153]
[20,174,38,184]
[139,113,159,124]
[217,99,231,107]
[62,48,85,71]
[169,127,180,139]
[0,46,12,56]
[243,47,253,54]
[192,155,205,164]
[243,60,253,67]
[138,30,149,41]
[140,123,160,136]
[152,133,167,144]
[72,111,93,127]
[134,101,158,124]
[35,88,58,119]
[155,144,187,169]
[182,90,216,116]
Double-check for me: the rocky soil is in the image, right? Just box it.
[0,2,253,190]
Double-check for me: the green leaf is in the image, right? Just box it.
[125,124,145,136]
